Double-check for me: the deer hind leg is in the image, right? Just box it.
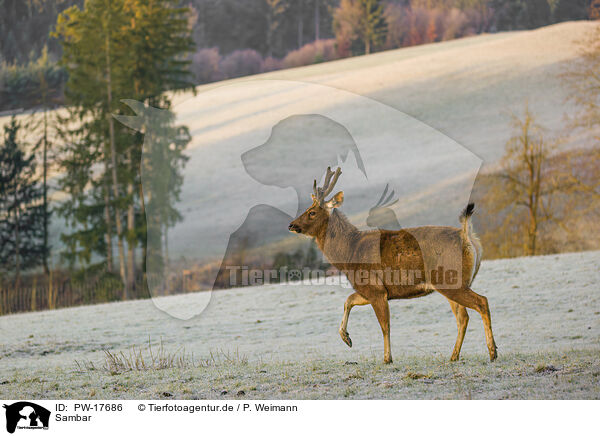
[438,287,497,362]
[448,299,469,361]
[339,292,369,348]
[371,295,393,364]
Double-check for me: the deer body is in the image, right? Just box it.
[315,211,425,299]
[289,167,497,364]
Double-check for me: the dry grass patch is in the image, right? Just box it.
[98,339,248,374]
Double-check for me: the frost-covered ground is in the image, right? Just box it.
[1,250,599,399]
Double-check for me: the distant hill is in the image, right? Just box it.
[173,21,598,165]
[1,22,597,267]
[161,21,598,263]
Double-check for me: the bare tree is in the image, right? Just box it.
[314,0,320,41]
[486,105,595,256]
[333,0,387,55]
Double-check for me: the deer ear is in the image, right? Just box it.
[325,191,344,209]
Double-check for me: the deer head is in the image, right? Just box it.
[288,166,344,237]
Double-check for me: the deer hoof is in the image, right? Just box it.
[489,344,498,361]
[339,330,352,348]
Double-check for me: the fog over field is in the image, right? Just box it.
[161,21,598,268]
[172,21,597,163]
[1,250,598,399]
[0,22,596,266]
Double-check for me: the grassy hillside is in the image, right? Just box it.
[4,21,595,157]
[0,22,596,267]
[164,22,598,264]
[173,21,598,162]
[0,250,598,399]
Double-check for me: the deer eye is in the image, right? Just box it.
[308,211,316,218]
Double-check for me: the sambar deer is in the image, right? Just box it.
[288,167,497,364]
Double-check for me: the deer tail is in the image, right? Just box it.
[459,203,482,284]
[459,203,475,235]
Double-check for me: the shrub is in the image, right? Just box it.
[442,8,470,41]
[191,47,221,83]
[385,4,489,49]
[283,39,338,68]
[407,7,430,46]
[261,56,283,72]
[219,49,263,79]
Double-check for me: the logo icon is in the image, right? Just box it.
[3,402,50,434]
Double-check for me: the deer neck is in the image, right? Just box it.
[315,209,359,265]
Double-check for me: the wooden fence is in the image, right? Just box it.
[0,279,151,316]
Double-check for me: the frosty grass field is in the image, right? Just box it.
[1,250,599,399]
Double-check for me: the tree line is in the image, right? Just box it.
[2,0,598,111]
[2,0,594,64]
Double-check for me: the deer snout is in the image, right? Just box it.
[288,223,302,233]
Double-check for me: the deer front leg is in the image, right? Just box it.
[339,292,369,347]
[371,295,393,364]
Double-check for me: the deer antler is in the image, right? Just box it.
[313,166,342,205]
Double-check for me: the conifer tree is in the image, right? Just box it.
[54,0,131,293]
[119,0,195,289]
[54,107,109,270]
[54,0,194,296]
[31,47,61,276]
[0,118,46,286]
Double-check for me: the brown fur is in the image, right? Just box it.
[290,192,497,364]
